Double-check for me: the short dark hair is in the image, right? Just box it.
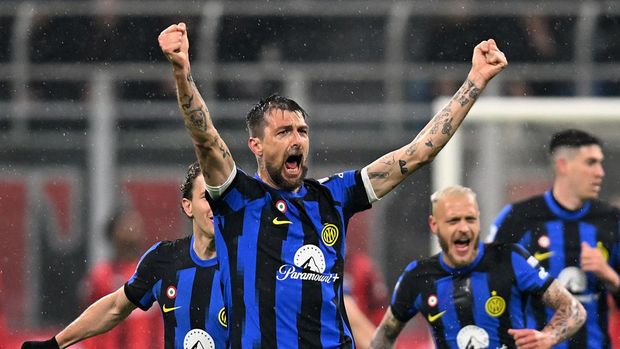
[180,161,201,200]
[245,94,308,138]
[549,129,601,154]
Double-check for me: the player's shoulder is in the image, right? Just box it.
[143,235,191,261]
[483,242,532,265]
[400,255,442,278]
[508,194,548,214]
[589,199,620,217]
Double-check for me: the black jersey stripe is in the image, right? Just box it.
[453,276,475,326]
[190,267,214,331]
[224,208,245,349]
[161,266,179,349]
[256,201,288,349]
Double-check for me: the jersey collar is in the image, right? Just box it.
[253,172,308,198]
[439,242,485,275]
[544,190,590,220]
[189,235,217,267]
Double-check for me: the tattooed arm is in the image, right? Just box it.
[366,39,507,199]
[158,22,234,187]
[508,280,586,348]
[369,308,407,349]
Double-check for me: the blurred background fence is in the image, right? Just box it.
[1,0,620,345]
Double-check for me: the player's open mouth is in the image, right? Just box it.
[454,237,471,251]
[285,155,302,172]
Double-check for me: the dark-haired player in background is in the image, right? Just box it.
[22,162,227,349]
[371,186,585,349]
[488,129,620,348]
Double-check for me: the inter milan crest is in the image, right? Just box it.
[321,223,339,246]
[218,307,227,328]
[484,291,506,317]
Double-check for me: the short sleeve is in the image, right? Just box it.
[389,261,420,323]
[124,242,162,311]
[511,244,553,296]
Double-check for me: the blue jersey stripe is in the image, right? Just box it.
[436,277,458,345]
[546,221,565,277]
[174,268,197,349]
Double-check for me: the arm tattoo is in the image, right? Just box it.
[379,154,396,166]
[398,160,408,174]
[187,73,194,83]
[180,93,194,111]
[368,172,390,180]
[370,312,405,349]
[425,139,433,148]
[441,117,453,135]
[187,108,207,131]
[541,280,586,344]
[455,79,481,107]
[217,137,231,159]
[405,142,417,156]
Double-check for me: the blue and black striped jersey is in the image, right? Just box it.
[390,243,553,349]
[207,169,371,349]
[489,191,620,349]
[124,235,228,349]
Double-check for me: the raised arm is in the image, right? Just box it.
[22,287,136,349]
[366,39,507,199]
[369,308,407,349]
[509,280,586,348]
[158,22,235,187]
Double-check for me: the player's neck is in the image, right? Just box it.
[257,170,302,192]
[193,230,216,260]
[552,185,585,211]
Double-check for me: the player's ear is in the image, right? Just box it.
[181,198,193,219]
[555,156,568,176]
[248,137,263,157]
[428,215,438,235]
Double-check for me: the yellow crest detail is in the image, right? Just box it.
[485,291,506,317]
[597,241,609,262]
[218,307,227,327]
[321,224,339,246]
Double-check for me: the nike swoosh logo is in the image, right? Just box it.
[272,217,292,225]
[162,305,181,313]
[534,251,554,261]
[427,311,445,323]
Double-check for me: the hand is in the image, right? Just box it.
[581,242,618,286]
[158,22,190,72]
[21,337,60,349]
[508,328,554,349]
[468,38,508,88]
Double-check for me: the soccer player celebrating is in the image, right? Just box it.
[371,186,585,349]
[22,162,227,349]
[159,21,506,348]
[488,129,620,348]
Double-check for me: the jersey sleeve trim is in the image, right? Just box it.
[123,283,152,311]
[206,164,237,200]
[361,165,379,203]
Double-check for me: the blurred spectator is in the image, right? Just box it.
[79,208,163,349]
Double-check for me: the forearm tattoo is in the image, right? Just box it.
[455,79,481,107]
[398,160,408,174]
[542,281,586,343]
[368,171,390,180]
[370,313,403,349]
[187,107,208,131]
